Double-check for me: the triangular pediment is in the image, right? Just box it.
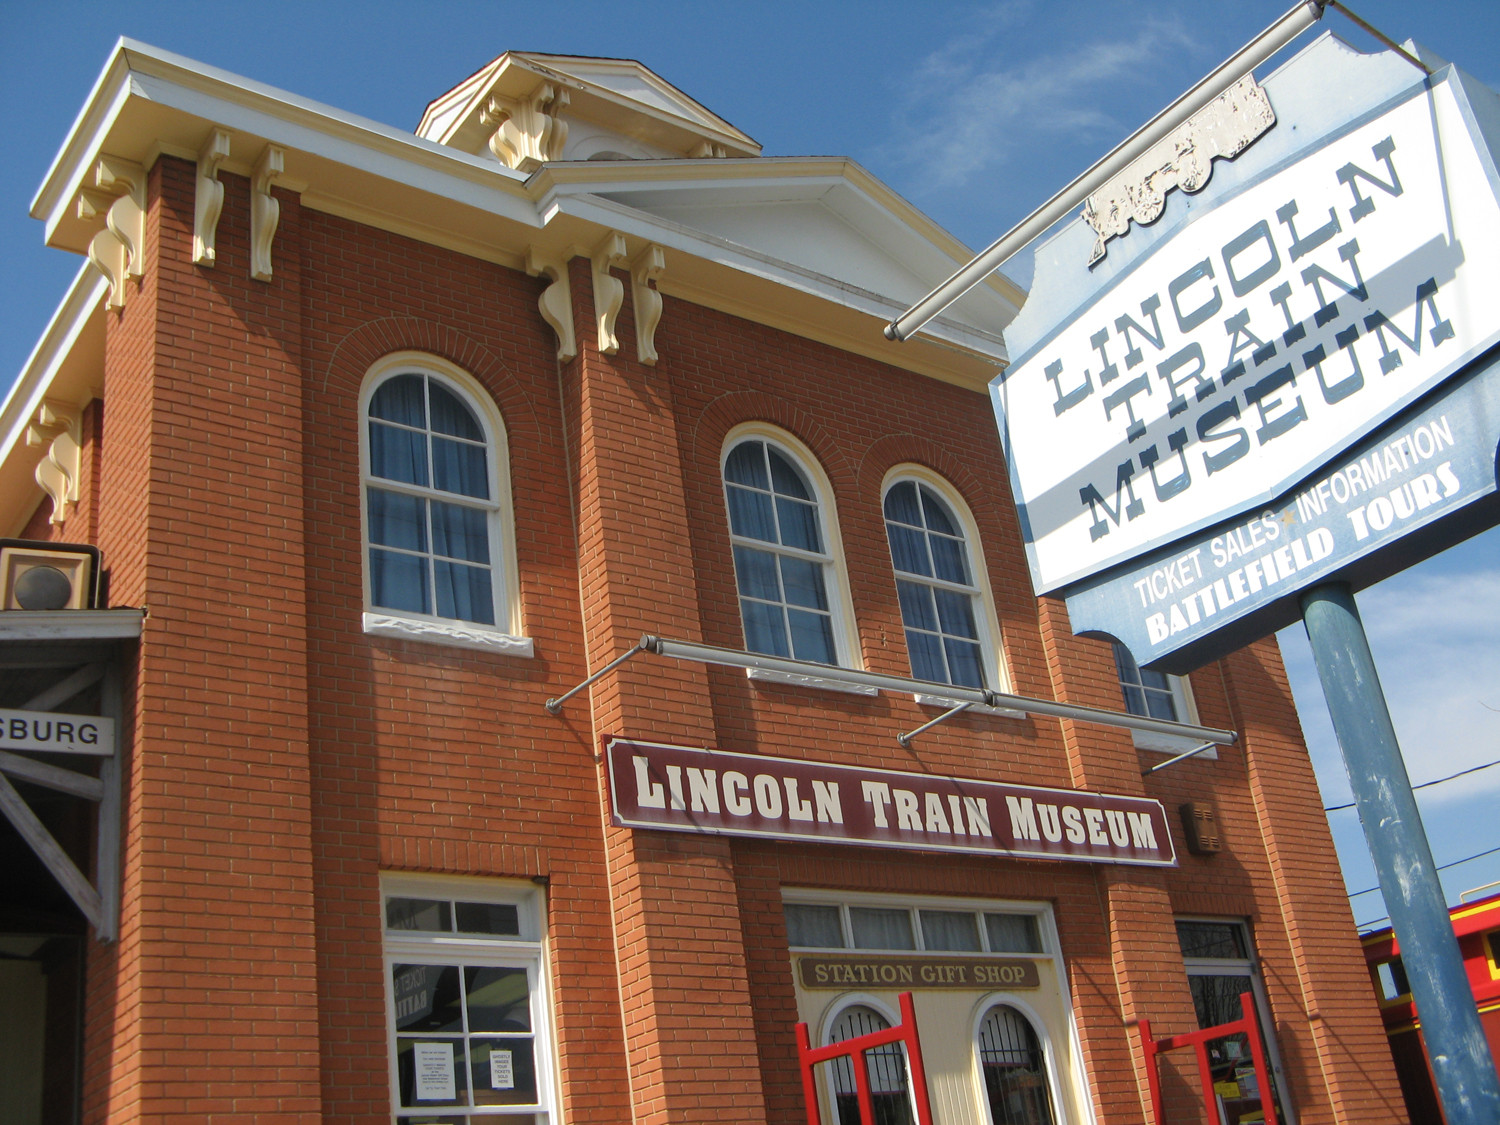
[416,52,760,170]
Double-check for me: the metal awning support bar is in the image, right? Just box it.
[544,637,651,714]
[898,702,972,749]
[883,0,1327,343]
[636,635,1237,747]
[1143,740,1220,775]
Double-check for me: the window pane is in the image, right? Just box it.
[934,589,978,639]
[780,557,829,610]
[726,485,777,541]
[887,525,930,576]
[428,382,483,440]
[369,489,428,551]
[454,902,519,937]
[979,1006,1055,1125]
[1142,687,1177,721]
[776,496,821,552]
[733,546,781,602]
[434,560,495,625]
[370,374,426,427]
[1188,973,1251,1029]
[724,441,769,489]
[896,581,937,632]
[905,631,945,683]
[431,502,490,563]
[392,964,464,1033]
[1176,921,1248,960]
[929,535,969,585]
[849,907,914,950]
[396,1038,467,1107]
[387,898,451,933]
[920,910,980,951]
[920,488,959,536]
[785,903,844,948]
[767,447,812,500]
[985,913,1042,953]
[787,608,835,665]
[469,1038,537,1106]
[464,966,532,1032]
[944,639,985,689]
[883,480,921,525]
[370,421,428,487]
[431,437,488,499]
[741,599,789,657]
[371,548,429,615]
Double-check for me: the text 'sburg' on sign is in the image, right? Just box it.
[993,39,1500,670]
[605,738,1176,868]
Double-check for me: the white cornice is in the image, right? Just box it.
[0,266,107,537]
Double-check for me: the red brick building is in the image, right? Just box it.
[0,41,1407,1125]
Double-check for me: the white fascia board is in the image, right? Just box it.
[552,191,1008,360]
[33,39,539,247]
[0,266,107,536]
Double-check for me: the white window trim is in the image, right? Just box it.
[380,874,556,1122]
[818,995,919,1125]
[881,466,1012,696]
[721,423,862,671]
[782,888,1056,956]
[970,993,1070,1125]
[1130,674,1210,756]
[358,353,530,653]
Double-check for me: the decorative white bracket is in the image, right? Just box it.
[689,140,728,159]
[26,401,83,524]
[79,157,145,308]
[250,144,284,281]
[1082,75,1276,265]
[78,189,127,309]
[525,248,576,361]
[631,244,666,366]
[591,233,627,356]
[482,84,570,172]
[194,128,231,266]
[96,158,146,278]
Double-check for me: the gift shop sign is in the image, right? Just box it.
[995,77,1500,596]
[605,738,1176,867]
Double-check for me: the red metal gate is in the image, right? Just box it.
[795,991,934,1125]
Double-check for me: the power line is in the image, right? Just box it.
[1324,758,1500,812]
[1346,843,1500,899]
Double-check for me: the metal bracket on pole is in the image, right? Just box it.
[544,636,651,714]
[897,702,973,749]
[1143,741,1219,775]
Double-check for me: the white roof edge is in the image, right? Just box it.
[31,37,537,237]
[0,608,145,642]
[0,264,107,470]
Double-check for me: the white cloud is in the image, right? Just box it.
[890,6,1199,189]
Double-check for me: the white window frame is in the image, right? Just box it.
[881,466,1012,698]
[358,353,530,656]
[721,424,861,688]
[971,995,1067,1125]
[1111,641,1209,757]
[819,995,919,1125]
[380,874,556,1123]
[1176,916,1295,1125]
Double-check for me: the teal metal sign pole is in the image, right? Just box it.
[1301,583,1500,1123]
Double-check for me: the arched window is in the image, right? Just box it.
[827,1004,914,1125]
[976,1004,1055,1125]
[360,356,521,648]
[722,431,850,666]
[882,473,1001,689]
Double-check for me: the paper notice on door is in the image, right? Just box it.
[414,1041,456,1100]
[489,1048,515,1090]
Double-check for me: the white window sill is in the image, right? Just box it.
[363,612,535,657]
[913,693,1026,720]
[747,667,879,696]
[1133,729,1218,758]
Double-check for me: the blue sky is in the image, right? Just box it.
[3,0,1497,924]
